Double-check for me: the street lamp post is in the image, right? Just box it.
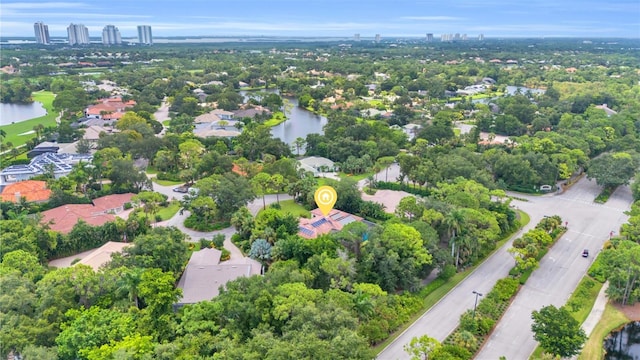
[472,291,483,319]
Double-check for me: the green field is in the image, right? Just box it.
[1,91,57,147]
[263,111,286,127]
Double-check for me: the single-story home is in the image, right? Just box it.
[40,193,134,233]
[76,241,130,270]
[298,208,365,239]
[176,248,260,305]
[298,156,337,177]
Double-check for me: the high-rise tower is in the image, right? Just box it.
[67,23,90,45]
[102,25,122,45]
[34,22,50,44]
[137,25,153,45]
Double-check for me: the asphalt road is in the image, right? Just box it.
[377,177,633,360]
[476,178,632,360]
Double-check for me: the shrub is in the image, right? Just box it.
[438,264,457,281]
[493,278,519,301]
[476,316,496,335]
[123,202,132,210]
[199,238,213,249]
[212,234,225,249]
[459,311,478,333]
[437,344,472,360]
[588,258,606,283]
[269,202,281,210]
[220,248,231,261]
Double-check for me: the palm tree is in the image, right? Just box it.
[33,124,44,141]
[293,137,306,156]
[116,268,144,309]
[353,290,375,320]
[444,209,465,268]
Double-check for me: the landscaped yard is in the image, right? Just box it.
[152,178,183,186]
[157,201,182,221]
[0,91,57,147]
[276,199,310,218]
[338,171,373,182]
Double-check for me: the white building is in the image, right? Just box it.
[67,23,90,45]
[102,25,122,45]
[137,25,153,45]
[0,152,93,187]
[34,22,50,44]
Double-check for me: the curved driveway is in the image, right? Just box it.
[377,177,632,360]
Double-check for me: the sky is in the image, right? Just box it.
[1,0,639,39]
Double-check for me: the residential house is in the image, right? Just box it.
[40,193,134,234]
[297,156,337,177]
[298,208,366,239]
[211,109,234,121]
[176,248,260,305]
[85,96,136,120]
[0,152,93,186]
[75,241,130,270]
[82,125,112,143]
[0,180,51,203]
[233,106,271,119]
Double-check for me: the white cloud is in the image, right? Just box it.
[400,16,463,21]
[1,1,88,9]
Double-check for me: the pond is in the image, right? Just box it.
[604,321,640,359]
[240,89,327,145]
[0,101,47,126]
[471,85,546,104]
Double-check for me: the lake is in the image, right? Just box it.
[0,101,47,126]
[240,90,327,145]
[604,321,640,359]
[471,85,546,104]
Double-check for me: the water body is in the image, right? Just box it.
[470,85,545,104]
[239,90,327,144]
[0,102,47,126]
[505,86,545,96]
[604,321,640,359]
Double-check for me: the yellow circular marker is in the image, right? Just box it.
[314,186,338,216]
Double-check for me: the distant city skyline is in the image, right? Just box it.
[2,0,639,38]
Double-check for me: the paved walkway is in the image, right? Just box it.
[581,281,609,336]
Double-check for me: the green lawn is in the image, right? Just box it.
[157,201,182,221]
[338,171,373,182]
[152,178,183,186]
[257,199,310,218]
[277,199,310,218]
[263,111,286,127]
[579,304,629,360]
[1,91,57,147]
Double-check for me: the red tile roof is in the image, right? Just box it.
[41,204,115,234]
[92,193,134,212]
[298,209,363,239]
[85,97,136,118]
[1,180,52,203]
[40,193,134,234]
